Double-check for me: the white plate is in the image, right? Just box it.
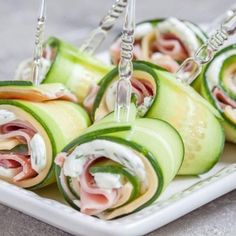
[0,144,235,236]
[0,53,236,236]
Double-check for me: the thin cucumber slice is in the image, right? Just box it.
[92,61,224,175]
[55,110,184,219]
[0,99,90,189]
[201,44,236,143]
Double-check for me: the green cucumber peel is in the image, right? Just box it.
[62,125,132,155]
[44,37,111,85]
[219,55,236,100]
[56,133,164,215]
[92,62,159,120]
[201,45,236,133]
[67,177,80,199]
[0,99,57,190]
[0,81,33,87]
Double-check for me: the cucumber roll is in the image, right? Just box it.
[0,81,77,102]
[110,18,207,73]
[201,45,236,143]
[55,106,184,219]
[0,92,90,189]
[91,62,225,175]
[15,37,112,103]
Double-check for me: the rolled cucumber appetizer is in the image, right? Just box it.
[0,97,90,189]
[110,17,207,73]
[15,37,112,103]
[91,62,224,175]
[201,45,236,143]
[55,106,184,219]
[0,81,78,102]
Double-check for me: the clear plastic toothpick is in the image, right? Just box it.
[176,11,236,85]
[32,0,46,86]
[80,0,128,55]
[208,4,236,32]
[115,0,136,123]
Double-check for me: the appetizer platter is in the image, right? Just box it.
[0,0,236,235]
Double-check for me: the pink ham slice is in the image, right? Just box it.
[55,152,67,168]
[0,159,21,168]
[0,119,38,181]
[110,32,188,73]
[79,159,119,215]
[154,33,189,61]
[131,78,154,105]
[83,78,155,114]
[151,53,180,73]
[83,85,100,114]
[110,37,180,73]
[0,154,37,181]
[213,87,236,109]
[1,120,36,138]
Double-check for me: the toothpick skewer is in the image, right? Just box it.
[80,0,128,55]
[32,0,46,86]
[115,0,136,122]
[176,10,236,85]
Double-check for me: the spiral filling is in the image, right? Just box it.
[84,75,155,120]
[110,18,201,73]
[205,49,236,123]
[0,109,47,183]
[56,139,159,219]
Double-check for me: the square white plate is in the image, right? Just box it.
[0,52,235,236]
[0,143,235,236]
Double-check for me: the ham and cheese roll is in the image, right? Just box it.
[110,17,207,73]
[87,62,224,175]
[201,45,236,143]
[15,37,112,103]
[0,81,90,189]
[55,107,184,219]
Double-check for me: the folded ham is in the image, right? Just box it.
[79,159,119,215]
[213,87,236,109]
[83,77,154,116]
[0,98,90,189]
[110,18,205,73]
[153,32,188,61]
[55,110,184,219]
[0,120,38,182]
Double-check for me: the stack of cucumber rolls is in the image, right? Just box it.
[15,18,206,103]
[91,62,224,175]
[201,45,236,143]
[55,106,184,219]
[110,17,207,73]
[0,81,90,189]
[10,15,228,220]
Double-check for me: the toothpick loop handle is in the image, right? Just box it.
[80,0,128,55]
[115,0,136,123]
[176,11,236,84]
[32,0,46,86]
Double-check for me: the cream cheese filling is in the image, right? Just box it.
[156,17,200,56]
[61,140,160,219]
[63,140,147,184]
[206,49,236,121]
[206,49,236,90]
[0,109,48,182]
[0,166,22,178]
[0,110,16,125]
